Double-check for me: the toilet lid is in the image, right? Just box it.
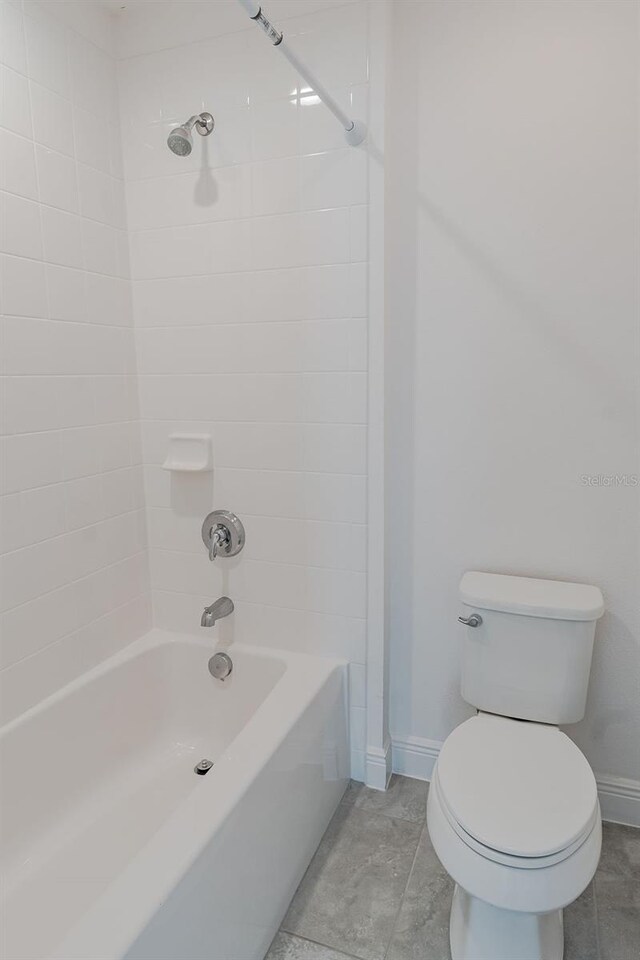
[436,714,598,858]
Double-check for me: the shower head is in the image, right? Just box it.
[167,125,193,156]
[167,112,214,156]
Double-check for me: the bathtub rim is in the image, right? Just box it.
[0,628,322,740]
[1,628,348,960]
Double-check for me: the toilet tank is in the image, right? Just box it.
[459,572,604,725]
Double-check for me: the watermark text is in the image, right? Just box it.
[580,474,638,487]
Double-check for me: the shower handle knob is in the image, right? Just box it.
[458,614,483,627]
[202,510,245,560]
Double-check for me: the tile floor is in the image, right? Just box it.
[266,776,640,960]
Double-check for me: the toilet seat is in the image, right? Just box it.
[427,750,602,916]
[432,768,599,869]
[435,713,599,861]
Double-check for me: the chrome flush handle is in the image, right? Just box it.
[458,614,483,627]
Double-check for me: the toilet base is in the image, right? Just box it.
[450,884,564,960]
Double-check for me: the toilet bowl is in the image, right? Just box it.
[427,714,601,960]
[426,571,605,960]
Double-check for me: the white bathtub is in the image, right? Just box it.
[0,630,349,960]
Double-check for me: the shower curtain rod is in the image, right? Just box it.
[237,0,366,146]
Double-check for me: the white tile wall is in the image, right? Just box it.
[0,0,150,723]
[116,0,370,769]
[0,0,370,773]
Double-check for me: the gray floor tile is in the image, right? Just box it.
[277,779,640,960]
[598,822,640,880]
[595,874,640,960]
[282,802,422,960]
[564,881,599,960]
[340,780,364,806]
[352,775,428,823]
[266,932,356,960]
[386,824,454,960]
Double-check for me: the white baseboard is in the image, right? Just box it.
[365,738,393,790]
[391,734,441,782]
[391,735,640,828]
[596,774,640,827]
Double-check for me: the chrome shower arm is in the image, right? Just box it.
[184,114,215,135]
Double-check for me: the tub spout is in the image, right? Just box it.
[201,596,234,628]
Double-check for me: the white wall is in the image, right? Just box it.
[114,0,370,775]
[0,0,150,722]
[387,0,640,797]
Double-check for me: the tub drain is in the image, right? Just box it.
[194,759,214,776]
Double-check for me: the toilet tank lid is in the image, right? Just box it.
[460,571,604,621]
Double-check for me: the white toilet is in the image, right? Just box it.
[427,571,605,960]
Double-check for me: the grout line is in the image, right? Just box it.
[115,1,364,63]
[0,164,127,233]
[138,418,366,425]
[137,371,366,377]
[137,370,368,376]
[2,370,363,379]
[0,418,365,443]
[151,590,368,641]
[134,318,369,329]
[0,589,150,677]
[383,821,426,960]
[138,419,366,425]
[0,240,130,283]
[124,142,356,186]
[1,548,148,633]
[149,508,366,526]
[127,200,365,234]
[145,463,366,479]
[133,317,362,329]
[1,251,367,288]
[23,0,115,61]
[592,876,603,960]
[17,30,81,553]
[0,508,145,567]
[3,314,367,340]
[0,144,362,232]
[1,241,366,278]
[3,370,366,378]
[152,588,366,624]
[127,202,368,233]
[130,267,368,281]
[2,371,136,377]
[149,590,366,622]
[0,465,140,500]
[351,799,428,826]
[149,546,366,575]
[130,263,366,280]
[276,931,364,960]
[1,247,128,282]
[1,318,135,331]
